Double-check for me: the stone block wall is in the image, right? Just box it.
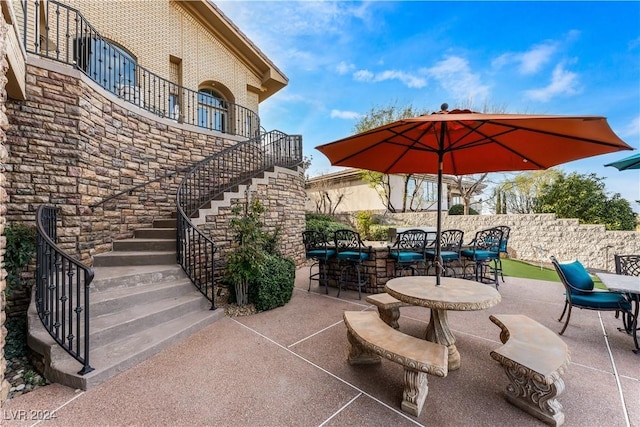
[3,56,305,267]
[378,212,640,272]
[0,13,11,405]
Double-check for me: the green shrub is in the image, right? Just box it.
[306,217,351,237]
[3,223,37,295]
[249,254,295,311]
[369,225,391,241]
[448,204,479,215]
[355,211,374,238]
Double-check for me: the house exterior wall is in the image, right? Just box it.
[4,57,305,269]
[13,0,263,112]
[0,12,12,405]
[306,173,451,213]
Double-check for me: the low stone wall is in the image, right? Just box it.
[375,212,640,272]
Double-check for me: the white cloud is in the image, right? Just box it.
[423,56,490,102]
[352,69,427,88]
[620,115,640,139]
[330,110,362,120]
[336,61,355,75]
[492,42,557,75]
[524,62,580,102]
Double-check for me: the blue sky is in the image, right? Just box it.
[216,1,640,211]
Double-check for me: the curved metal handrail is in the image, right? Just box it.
[35,205,95,375]
[176,130,303,306]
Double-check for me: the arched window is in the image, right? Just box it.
[198,88,227,132]
[74,37,136,94]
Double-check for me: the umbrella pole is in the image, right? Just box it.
[435,153,443,286]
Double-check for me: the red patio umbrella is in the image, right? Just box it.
[315,104,633,285]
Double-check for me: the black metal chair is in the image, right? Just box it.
[614,254,640,332]
[551,256,632,335]
[491,225,511,282]
[425,229,464,277]
[388,229,428,277]
[461,227,504,287]
[302,231,336,294]
[334,229,370,300]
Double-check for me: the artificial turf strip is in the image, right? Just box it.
[500,258,605,289]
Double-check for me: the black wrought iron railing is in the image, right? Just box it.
[19,0,260,138]
[177,130,303,306]
[35,205,94,375]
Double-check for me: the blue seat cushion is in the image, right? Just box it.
[425,250,459,261]
[460,249,499,261]
[558,260,594,294]
[570,291,631,310]
[306,249,336,259]
[390,251,424,262]
[337,251,369,261]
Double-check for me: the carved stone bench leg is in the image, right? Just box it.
[346,331,381,365]
[401,368,429,417]
[502,366,566,427]
[378,306,401,329]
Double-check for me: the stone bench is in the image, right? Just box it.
[343,311,448,417]
[489,314,571,427]
[365,293,408,329]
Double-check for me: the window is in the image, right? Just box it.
[169,57,182,121]
[74,37,136,95]
[198,88,227,132]
[408,178,438,210]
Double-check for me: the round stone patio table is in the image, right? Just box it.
[385,276,501,371]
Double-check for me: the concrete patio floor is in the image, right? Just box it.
[2,268,639,426]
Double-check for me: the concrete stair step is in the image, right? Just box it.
[134,227,176,239]
[90,279,195,317]
[90,292,210,349]
[112,238,175,251]
[153,218,176,228]
[91,265,186,291]
[92,250,176,267]
[47,308,224,390]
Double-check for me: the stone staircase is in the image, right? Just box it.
[28,218,224,390]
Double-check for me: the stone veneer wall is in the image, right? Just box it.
[3,56,305,266]
[202,166,307,268]
[0,13,11,405]
[376,212,640,272]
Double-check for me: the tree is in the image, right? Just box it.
[496,169,561,214]
[452,174,488,215]
[533,172,637,230]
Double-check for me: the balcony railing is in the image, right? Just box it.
[19,0,260,138]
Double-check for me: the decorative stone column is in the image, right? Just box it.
[0,14,11,405]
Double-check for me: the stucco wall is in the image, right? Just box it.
[378,212,640,272]
[4,57,304,266]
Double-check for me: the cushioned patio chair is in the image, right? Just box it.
[461,227,503,287]
[550,256,632,335]
[333,229,370,300]
[303,230,336,294]
[388,229,428,277]
[425,229,464,277]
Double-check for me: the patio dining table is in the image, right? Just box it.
[385,276,501,370]
[595,272,640,354]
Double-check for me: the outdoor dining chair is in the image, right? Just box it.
[302,230,336,294]
[550,256,632,335]
[613,254,640,330]
[425,229,464,277]
[388,229,428,277]
[461,227,503,287]
[491,225,511,282]
[333,229,370,300]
